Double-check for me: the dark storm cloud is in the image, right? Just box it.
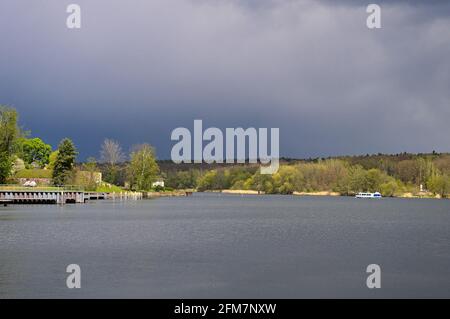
[0,0,449,159]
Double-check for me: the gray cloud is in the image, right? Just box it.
[0,0,449,159]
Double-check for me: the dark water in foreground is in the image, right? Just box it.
[0,193,449,298]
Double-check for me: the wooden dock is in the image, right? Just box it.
[0,186,142,205]
[0,189,85,204]
[85,192,107,200]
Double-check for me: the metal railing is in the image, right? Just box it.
[0,184,85,192]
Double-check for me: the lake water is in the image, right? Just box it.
[1,193,449,298]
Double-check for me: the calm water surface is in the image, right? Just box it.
[1,193,449,298]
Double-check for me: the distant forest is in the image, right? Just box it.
[153,152,450,197]
[76,153,450,198]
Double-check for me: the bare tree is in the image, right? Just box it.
[100,139,124,166]
[100,139,124,184]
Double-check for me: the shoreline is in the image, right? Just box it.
[218,189,444,199]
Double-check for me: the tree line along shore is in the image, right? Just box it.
[160,155,450,199]
[1,105,449,198]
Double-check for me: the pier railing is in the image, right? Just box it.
[0,185,145,205]
[0,185,85,192]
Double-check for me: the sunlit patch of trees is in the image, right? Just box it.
[165,155,450,198]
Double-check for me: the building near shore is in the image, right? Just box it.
[152,178,165,188]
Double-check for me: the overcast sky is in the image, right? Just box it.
[1,0,449,160]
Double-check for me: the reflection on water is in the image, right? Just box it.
[0,193,449,298]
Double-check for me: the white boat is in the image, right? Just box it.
[355,192,382,199]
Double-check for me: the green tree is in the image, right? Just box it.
[127,144,159,190]
[12,156,26,173]
[52,138,77,186]
[365,169,385,192]
[250,171,271,193]
[346,165,368,193]
[196,169,236,191]
[427,173,450,198]
[80,157,98,191]
[18,137,52,168]
[228,167,254,186]
[0,152,11,183]
[231,179,246,190]
[380,178,403,197]
[166,170,199,189]
[0,106,19,183]
[47,150,59,170]
[196,170,218,191]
